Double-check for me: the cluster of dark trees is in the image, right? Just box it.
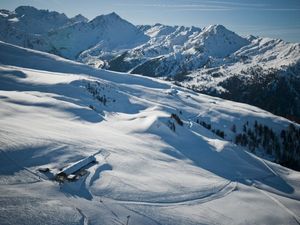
[235,121,300,170]
[196,119,211,130]
[213,129,225,139]
[195,117,300,170]
[167,120,176,132]
[219,70,300,124]
[280,124,300,169]
[86,82,112,106]
[171,113,183,126]
[168,113,184,132]
[235,121,280,155]
[195,119,225,138]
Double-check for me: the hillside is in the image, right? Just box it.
[1,6,299,123]
[1,41,300,225]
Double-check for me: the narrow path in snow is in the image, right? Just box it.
[97,198,126,225]
[76,208,90,225]
[0,149,43,184]
[123,205,164,225]
[111,181,236,206]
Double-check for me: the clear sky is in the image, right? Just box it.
[1,0,300,42]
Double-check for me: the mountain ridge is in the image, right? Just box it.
[0,6,299,122]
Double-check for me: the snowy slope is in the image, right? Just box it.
[1,42,300,225]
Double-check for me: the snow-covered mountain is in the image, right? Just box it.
[0,6,71,35]
[0,6,88,53]
[0,6,148,60]
[1,41,300,225]
[182,37,300,122]
[111,24,250,77]
[48,12,148,60]
[0,6,300,122]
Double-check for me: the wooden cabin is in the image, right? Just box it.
[56,155,96,181]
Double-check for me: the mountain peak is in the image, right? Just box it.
[92,12,121,21]
[107,12,120,18]
[203,24,229,34]
[15,5,37,14]
[246,34,258,42]
[70,14,88,23]
[104,12,125,22]
[88,12,144,34]
[200,24,249,45]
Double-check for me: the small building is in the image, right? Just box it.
[38,167,50,173]
[67,174,77,181]
[56,155,96,181]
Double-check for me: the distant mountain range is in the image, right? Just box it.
[1,6,300,122]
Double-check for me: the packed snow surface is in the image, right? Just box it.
[0,41,300,225]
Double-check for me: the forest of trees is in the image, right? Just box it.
[235,121,300,170]
[196,118,300,171]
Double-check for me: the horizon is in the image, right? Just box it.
[0,0,300,43]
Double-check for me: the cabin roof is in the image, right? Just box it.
[59,155,96,176]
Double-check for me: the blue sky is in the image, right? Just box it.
[1,0,300,42]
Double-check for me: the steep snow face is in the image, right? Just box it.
[107,24,203,74]
[75,13,149,60]
[232,37,300,69]
[142,23,179,38]
[1,41,300,225]
[69,14,88,24]
[121,24,250,77]
[187,24,250,58]
[110,24,202,69]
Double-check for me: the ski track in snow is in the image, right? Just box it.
[76,208,90,225]
[111,181,236,206]
[254,187,300,225]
